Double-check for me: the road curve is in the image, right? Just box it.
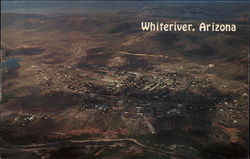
[0,138,196,159]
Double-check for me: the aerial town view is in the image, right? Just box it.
[0,1,249,159]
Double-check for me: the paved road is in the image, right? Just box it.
[0,138,196,159]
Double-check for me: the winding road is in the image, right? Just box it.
[0,138,197,159]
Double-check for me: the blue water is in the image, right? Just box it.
[1,57,21,69]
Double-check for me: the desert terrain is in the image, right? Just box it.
[0,2,249,159]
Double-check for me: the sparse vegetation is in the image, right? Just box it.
[0,2,248,159]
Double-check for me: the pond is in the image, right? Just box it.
[1,57,21,69]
